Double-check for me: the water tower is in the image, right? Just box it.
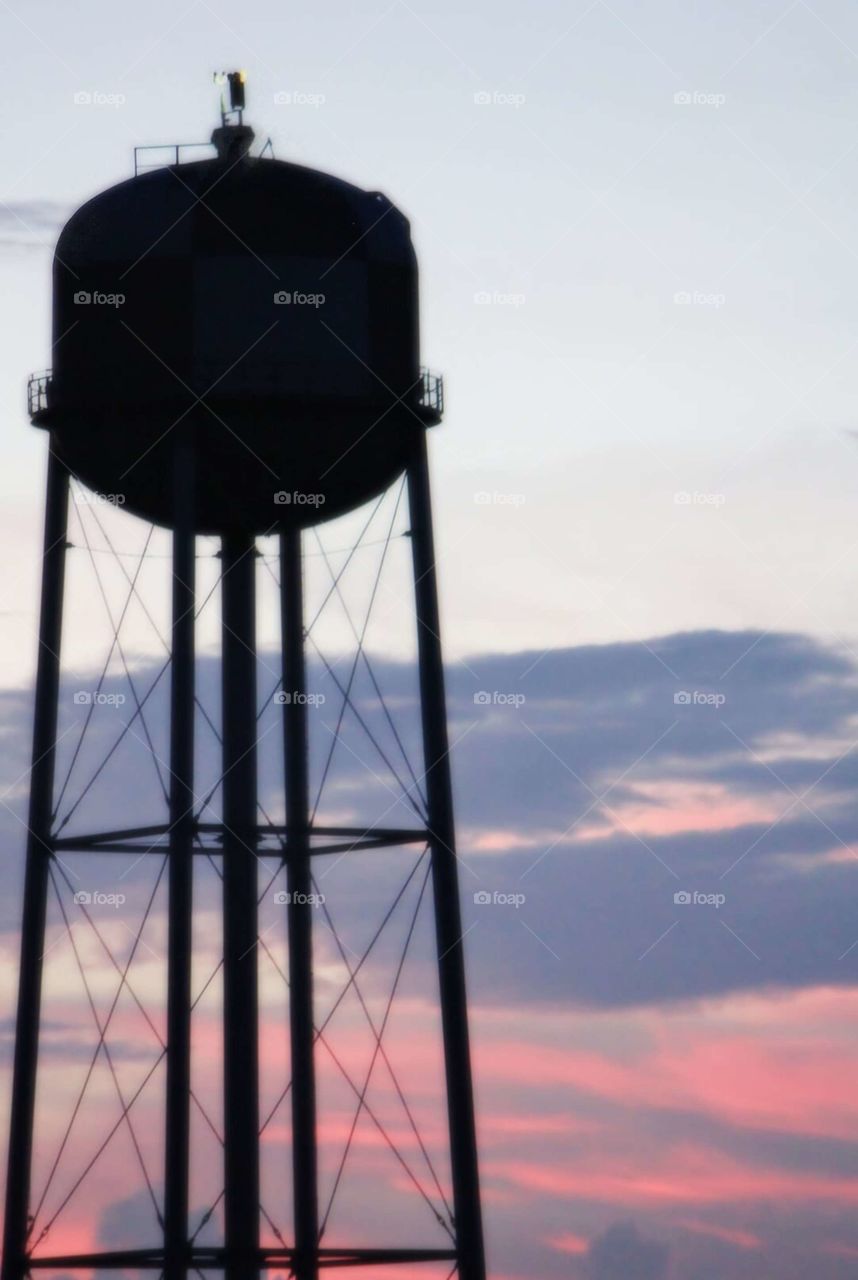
[3,77,485,1280]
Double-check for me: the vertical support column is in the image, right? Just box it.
[221,534,260,1280]
[1,446,69,1280]
[164,434,196,1280]
[407,433,486,1280]
[280,529,319,1280]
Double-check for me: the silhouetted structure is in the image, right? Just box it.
[3,77,485,1280]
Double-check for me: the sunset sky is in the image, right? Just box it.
[4,1,858,1278]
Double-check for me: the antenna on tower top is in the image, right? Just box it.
[211,70,254,162]
[213,69,246,126]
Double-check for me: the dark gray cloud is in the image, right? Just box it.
[1,628,858,1020]
[97,1187,159,1248]
[586,1221,669,1279]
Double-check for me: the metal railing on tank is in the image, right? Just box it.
[133,142,216,175]
[27,371,52,417]
[28,365,444,419]
[418,368,444,417]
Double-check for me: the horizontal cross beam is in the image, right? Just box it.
[28,1246,458,1269]
[51,824,429,854]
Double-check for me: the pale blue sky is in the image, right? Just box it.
[3,0,858,677]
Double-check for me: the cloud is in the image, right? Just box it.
[2,628,858,1017]
[97,1187,159,1248]
[0,201,67,248]
[585,1221,669,1279]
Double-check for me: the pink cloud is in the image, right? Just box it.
[822,1242,858,1258]
[678,1218,763,1249]
[547,1230,590,1255]
[476,988,858,1141]
[602,780,784,839]
[493,1144,858,1208]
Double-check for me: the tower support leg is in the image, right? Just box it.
[221,534,260,1280]
[407,434,486,1280]
[1,446,69,1280]
[280,530,319,1280]
[164,435,196,1280]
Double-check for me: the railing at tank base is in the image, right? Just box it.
[28,366,445,421]
[418,367,444,417]
[27,371,52,418]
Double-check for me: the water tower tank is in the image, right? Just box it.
[31,123,442,534]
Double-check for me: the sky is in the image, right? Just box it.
[4,0,858,1277]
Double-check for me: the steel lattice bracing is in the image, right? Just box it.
[2,441,485,1280]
